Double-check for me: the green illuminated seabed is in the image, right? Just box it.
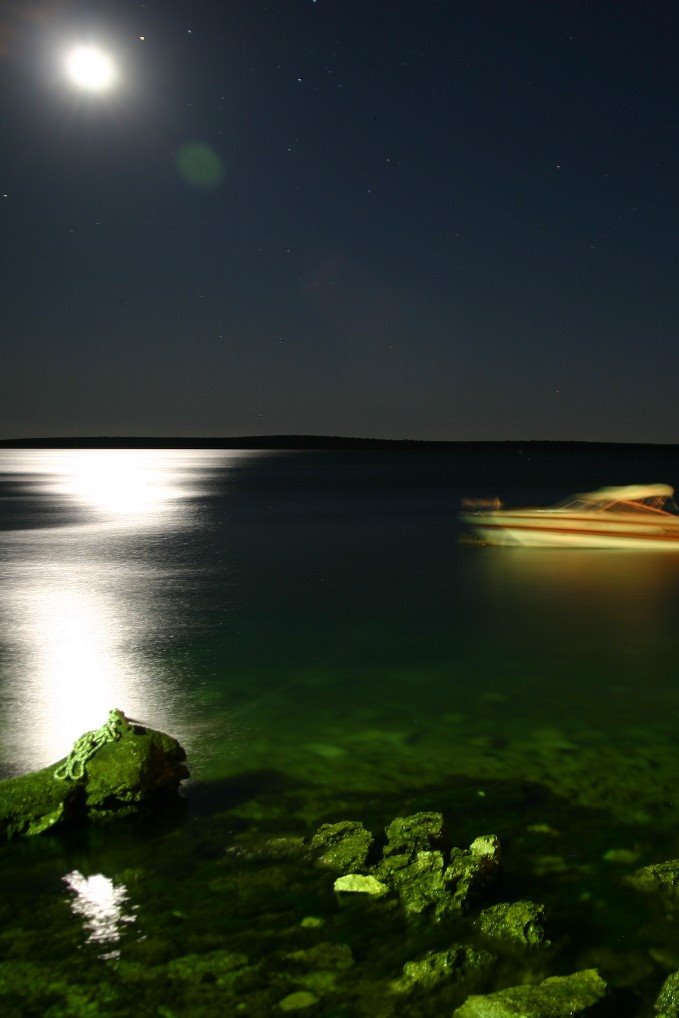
[2,662,679,1017]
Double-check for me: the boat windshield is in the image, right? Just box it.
[551,485,679,516]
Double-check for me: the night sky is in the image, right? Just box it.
[2,1,679,442]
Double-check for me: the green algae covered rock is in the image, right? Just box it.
[379,848,453,919]
[627,859,679,903]
[446,835,502,911]
[454,968,607,1017]
[284,942,354,972]
[369,812,500,920]
[373,812,452,916]
[0,959,119,1016]
[475,900,548,950]
[374,830,502,920]
[0,710,188,842]
[382,810,448,861]
[84,720,188,817]
[311,812,502,923]
[333,873,388,896]
[283,941,354,998]
[374,833,501,920]
[310,820,373,872]
[391,944,495,994]
[165,949,249,986]
[655,969,679,1016]
[279,991,319,1011]
[0,768,77,841]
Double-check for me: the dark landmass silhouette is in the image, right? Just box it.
[0,435,675,451]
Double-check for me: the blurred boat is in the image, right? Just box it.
[460,484,679,549]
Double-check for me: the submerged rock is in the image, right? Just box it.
[391,944,494,994]
[379,848,453,919]
[283,941,354,997]
[454,968,607,1017]
[310,811,503,925]
[374,829,500,920]
[627,859,679,903]
[279,991,319,1011]
[475,900,548,950]
[446,835,502,911]
[310,820,373,872]
[165,949,249,986]
[284,942,354,971]
[310,812,502,921]
[655,969,679,1016]
[382,811,448,862]
[0,709,188,842]
[333,873,388,896]
[602,847,640,865]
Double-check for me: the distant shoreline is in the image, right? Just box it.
[0,435,676,451]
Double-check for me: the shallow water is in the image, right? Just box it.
[1,446,679,1015]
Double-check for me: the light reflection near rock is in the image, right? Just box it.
[63,870,136,958]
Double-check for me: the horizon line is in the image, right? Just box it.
[0,435,677,450]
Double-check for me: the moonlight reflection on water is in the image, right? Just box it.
[0,449,249,774]
[63,870,135,958]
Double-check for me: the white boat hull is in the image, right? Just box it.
[463,511,679,550]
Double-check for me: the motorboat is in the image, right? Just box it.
[460,484,679,549]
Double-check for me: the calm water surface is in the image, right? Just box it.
[2,446,679,774]
[2,446,679,1014]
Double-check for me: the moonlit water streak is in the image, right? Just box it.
[0,449,249,775]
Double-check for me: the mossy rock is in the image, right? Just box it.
[627,859,679,903]
[454,968,607,1017]
[475,901,549,950]
[655,969,679,1016]
[382,811,448,862]
[0,710,188,842]
[310,820,373,872]
[391,944,495,994]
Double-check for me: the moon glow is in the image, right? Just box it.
[65,45,116,92]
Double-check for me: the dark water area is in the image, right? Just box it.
[1,446,679,1015]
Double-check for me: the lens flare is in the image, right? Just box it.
[175,142,226,189]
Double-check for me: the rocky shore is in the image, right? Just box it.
[4,796,679,1015]
[4,718,679,1015]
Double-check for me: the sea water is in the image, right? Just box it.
[1,446,679,1015]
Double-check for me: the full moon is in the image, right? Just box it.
[64,45,116,92]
